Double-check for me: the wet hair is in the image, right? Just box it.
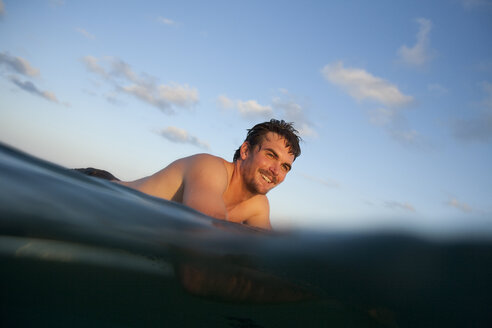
[233,119,301,162]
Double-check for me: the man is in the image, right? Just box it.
[118,119,301,230]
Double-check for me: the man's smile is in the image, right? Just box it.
[260,170,276,184]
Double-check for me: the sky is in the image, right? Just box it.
[1,0,491,234]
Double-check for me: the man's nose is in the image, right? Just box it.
[269,162,279,175]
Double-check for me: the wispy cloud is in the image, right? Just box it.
[237,100,273,118]
[159,126,209,150]
[9,76,58,103]
[158,16,178,26]
[76,28,95,40]
[446,197,472,213]
[217,94,235,110]
[0,52,40,77]
[216,95,273,118]
[301,173,340,189]
[384,201,416,212]
[397,18,435,67]
[322,61,413,107]
[81,55,199,113]
[322,61,422,146]
[452,81,492,143]
[271,93,316,137]
[216,92,316,137]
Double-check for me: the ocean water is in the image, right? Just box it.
[1,143,491,327]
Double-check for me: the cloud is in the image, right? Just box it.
[271,95,317,137]
[397,18,435,67]
[9,76,58,103]
[0,0,5,16]
[384,201,416,212]
[322,61,413,107]
[301,173,340,189]
[0,52,40,77]
[237,100,273,118]
[446,198,472,213]
[159,126,209,150]
[81,55,199,113]
[217,92,316,137]
[322,61,425,146]
[158,16,178,26]
[452,81,492,142]
[158,83,198,108]
[76,28,95,40]
[217,95,235,110]
[81,56,108,78]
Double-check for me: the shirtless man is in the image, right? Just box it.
[119,119,301,230]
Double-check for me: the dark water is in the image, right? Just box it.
[1,143,492,327]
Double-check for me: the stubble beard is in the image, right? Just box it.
[245,170,276,196]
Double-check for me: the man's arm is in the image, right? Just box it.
[181,154,229,220]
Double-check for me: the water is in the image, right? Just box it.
[1,142,492,327]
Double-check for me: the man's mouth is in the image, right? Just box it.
[260,171,275,184]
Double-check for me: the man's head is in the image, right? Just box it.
[234,119,301,195]
[233,119,301,162]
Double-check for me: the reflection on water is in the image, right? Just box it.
[1,142,492,327]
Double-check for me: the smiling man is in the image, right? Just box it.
[119,119,301,230]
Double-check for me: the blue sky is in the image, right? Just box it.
[1,0,491,233]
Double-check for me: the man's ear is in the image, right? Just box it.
[240,142,249,160]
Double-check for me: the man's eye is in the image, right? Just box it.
[266,153,274,158]
[282,165,290,172]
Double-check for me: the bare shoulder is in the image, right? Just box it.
[183,153,228,167]
[244,195,272,230]
[181,154,230,179]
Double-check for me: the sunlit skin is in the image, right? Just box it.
[118,132,295,230]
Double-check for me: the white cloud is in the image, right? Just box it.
[237,100,273,118]
[158,83,198,108]
[81,56,199,113]
[158,16,177,26]
[322,61,425,146]
[159,126,209,150]
[384,201,416,212]
[322,61,413,107]
[301,173,340,189]
[122,84,171,112]
[216,91,316,137]
[271,95,317,137]
[446,198,472,213]
[397,18,435,67]
[0,52,40,77]
[76,28,95,40]
[81,56,108,78]
[216,95,235,110]
[9,76,59,103]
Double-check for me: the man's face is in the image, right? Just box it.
[241,132,295,195]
